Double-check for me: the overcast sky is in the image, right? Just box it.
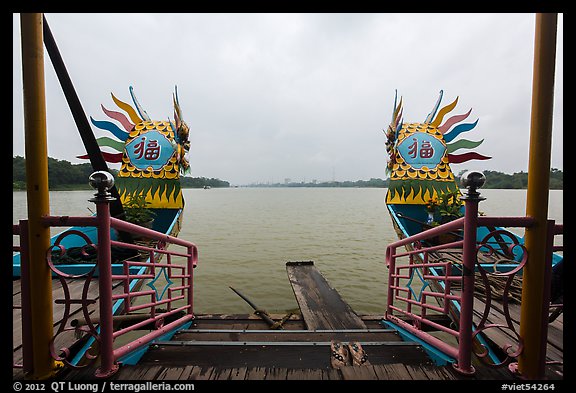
[13,13,563,186]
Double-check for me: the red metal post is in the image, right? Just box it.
[453,172,485,375]
[89,172,119,378]
[18,220,34,373]
[385,246,396,318]
[188,245,197,315]
[536,220,555,369]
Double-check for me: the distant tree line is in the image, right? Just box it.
[12,156,230,190]
[479,169,563,190]
[180,176,230,188]
[13,156,97,190]
[250,178,388,188]
[247,169,563,189]
[13,156,562,190]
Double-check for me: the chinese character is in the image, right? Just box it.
[407,138,435,159]
[144,140,160,160]
[132,137,161,160]
[419,140,434,158]
[408,138,418,158]
[133,137,146,159]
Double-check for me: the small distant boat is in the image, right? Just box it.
[203,185,211,189]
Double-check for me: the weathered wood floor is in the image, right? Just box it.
[55,314,523,381]
[13,259,563,381]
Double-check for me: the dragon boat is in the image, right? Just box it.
[12,85,195,372]
[382,90,563,368]
[383,89,563,278]
[13,86,191,278]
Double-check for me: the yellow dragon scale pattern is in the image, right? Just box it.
[386,122,457,204]
[118,120,183,208]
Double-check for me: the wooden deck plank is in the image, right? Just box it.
[372,365,389,380]
[13,279,23,297]
[244,366,267,380]
[13,308,22,350]
[434,366,458,380]
[286,261,366,330]
[118,365,161,380]
[339,366,378,380]
[286,368,324,380]
[265,367,289,380]
[322,368,342,380]
[179,365,195,380]
[420,365,455,380]
[405,364,434,380]
[470,292,563,363]
[211,368,233,380]
[380,363,414,380]
[186,366,214,380]
[12,368,26,380]
[157,366,186,380]
[546,318,564,353]
[228,367,248,380]
[139,365,163,380]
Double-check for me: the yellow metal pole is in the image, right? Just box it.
[518,13,558,380]
[20,13,58,379]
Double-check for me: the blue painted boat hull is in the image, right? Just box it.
[13,208,183,278]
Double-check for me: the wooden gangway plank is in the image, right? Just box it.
[286,261,366,330]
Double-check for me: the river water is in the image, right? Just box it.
[13,188,563,315]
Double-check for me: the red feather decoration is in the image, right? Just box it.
[77,152,123,163]
[448,152,491,164]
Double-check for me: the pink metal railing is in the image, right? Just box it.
[546,223,563,324]
[14,192,198,378]
[385,215,472,372]
[13,223,26,370]
[384,187,564,375]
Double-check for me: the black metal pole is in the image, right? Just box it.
[42,15,125,218]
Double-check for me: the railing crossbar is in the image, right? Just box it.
[110,240,191,258]
[395,262,454,270]
[388,308,460,338]
[395,295,459,314]
[112,304,191,338]
[126,295,187,313]
[392,241,463,258]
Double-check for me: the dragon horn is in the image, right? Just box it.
[129,86,151,121]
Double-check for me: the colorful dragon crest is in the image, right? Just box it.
[385,90,491,205]
[79,86,190,209]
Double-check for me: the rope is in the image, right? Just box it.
[440,258,524,303]
[473,272,524,303]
